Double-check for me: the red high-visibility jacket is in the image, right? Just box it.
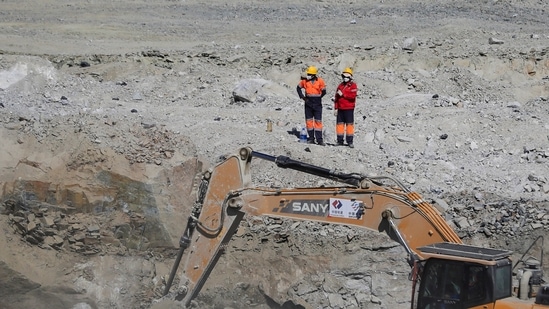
[334,81,357,110]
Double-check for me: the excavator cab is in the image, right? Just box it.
[415,243,513,309]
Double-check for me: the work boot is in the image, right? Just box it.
[317,141,326,146]
[348,143,354,148]
[337,141,344,146]
[307,139,315,144]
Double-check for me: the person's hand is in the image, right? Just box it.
[334,109,338,116]
[337,90,343,96]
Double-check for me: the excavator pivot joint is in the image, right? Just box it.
[382,209,394,219]
[239,147,252,160]
[359,179,371,189]
[227,197,244,209]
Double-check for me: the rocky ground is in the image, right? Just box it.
[0,0,548,308]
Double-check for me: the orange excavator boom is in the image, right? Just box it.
[163,147,547,309]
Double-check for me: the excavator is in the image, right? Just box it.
[163,147,548,309]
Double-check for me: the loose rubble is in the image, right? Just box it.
[1,0,549,308]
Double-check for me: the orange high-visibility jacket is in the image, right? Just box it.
[297,78,326,100]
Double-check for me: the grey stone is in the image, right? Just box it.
[402,37,418,51]
[488,37,504,44]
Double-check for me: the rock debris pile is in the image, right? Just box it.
[4,199,150,255]
[1,0,549,308]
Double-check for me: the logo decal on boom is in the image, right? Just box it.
[332,199,343,209]
[275,199,364,219]
[278,200,330,217]
[329,198,364,219]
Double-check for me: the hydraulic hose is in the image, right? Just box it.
[163,216,196,296]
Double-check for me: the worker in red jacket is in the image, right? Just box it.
[334,67,358,148]
[297,66,327,146]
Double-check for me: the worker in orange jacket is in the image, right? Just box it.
[334,67,358,148]
[297,66,327,146]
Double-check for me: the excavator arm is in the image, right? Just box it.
[164,147,548,309]
[164,147,462,306]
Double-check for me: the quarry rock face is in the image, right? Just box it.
[1,131,202,251]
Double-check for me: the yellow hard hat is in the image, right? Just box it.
[342,67,353,76]
[306,66,318,75]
